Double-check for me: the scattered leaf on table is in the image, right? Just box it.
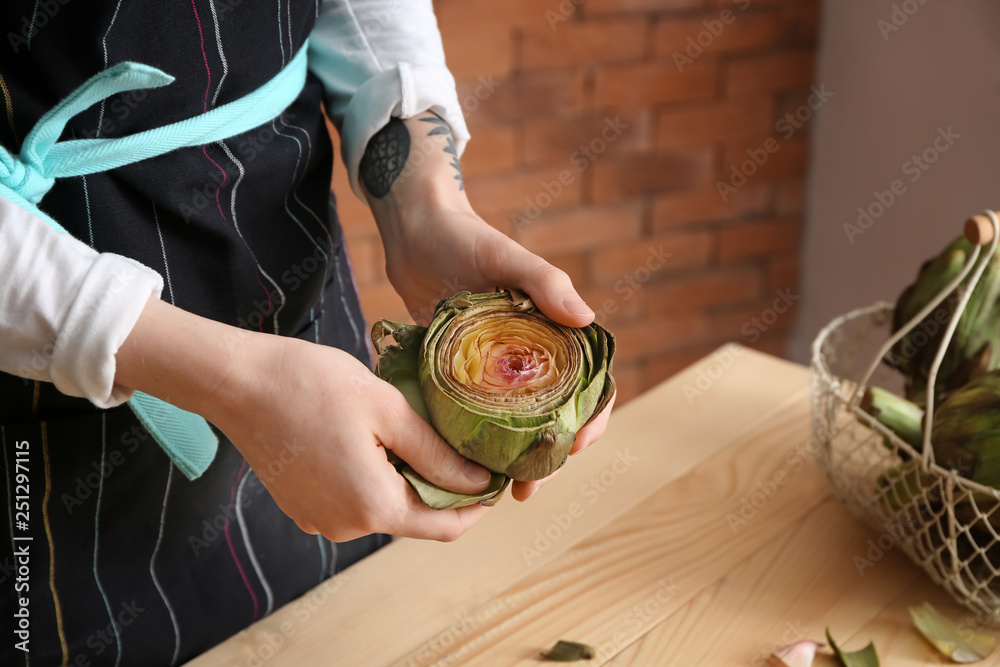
[770,640,823,667]
[826,628,879,667]
[541,640,595,661]
[910,602,996,662]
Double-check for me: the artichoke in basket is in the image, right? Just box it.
[864,372,1000,487]
[888,235,1000,406]
[928,370,1000,489]
[371,289,616,509]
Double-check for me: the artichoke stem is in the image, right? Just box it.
[861,387,925,448]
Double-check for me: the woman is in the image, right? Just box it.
[0,1,611,664]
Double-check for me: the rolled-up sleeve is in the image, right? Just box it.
[0,192,163,408]
[308,0,470,200]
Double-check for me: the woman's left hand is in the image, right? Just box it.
[363,111,613,501]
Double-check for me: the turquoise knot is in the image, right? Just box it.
[0,150,54,204]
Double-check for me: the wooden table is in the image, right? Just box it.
[188,347,1000,666]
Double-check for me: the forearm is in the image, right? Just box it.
[113,298,271,426]
[361,111,472,238]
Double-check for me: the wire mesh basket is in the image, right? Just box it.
[810,211,1000,620]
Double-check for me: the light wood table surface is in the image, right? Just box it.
[187,347,1000,666]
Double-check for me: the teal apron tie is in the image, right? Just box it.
[1,41,310,480]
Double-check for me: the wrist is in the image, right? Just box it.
[114,298,274,427]
[361,112,473,236]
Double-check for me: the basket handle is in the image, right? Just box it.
[848,210,1000,465]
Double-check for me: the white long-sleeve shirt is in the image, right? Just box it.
[0,0,469,409]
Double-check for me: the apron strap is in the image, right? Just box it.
[0,41,311,480]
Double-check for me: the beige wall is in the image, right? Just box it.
[792,0,1000,362]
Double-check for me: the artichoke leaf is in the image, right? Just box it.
[540,640,594,661]
[400,465,510,510]
[826,628,879,667]
[909,602,995,662]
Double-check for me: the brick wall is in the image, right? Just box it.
[331,0,820,406]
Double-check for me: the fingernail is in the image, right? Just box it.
[463,459,491,486]
[562,294,594,318]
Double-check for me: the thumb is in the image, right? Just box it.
[378,392,493,495]
[491,245,594,328]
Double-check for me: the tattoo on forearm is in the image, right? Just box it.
[419,115,464,191]
[360,117,410,198]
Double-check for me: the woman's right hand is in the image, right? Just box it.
[115,298,492,542]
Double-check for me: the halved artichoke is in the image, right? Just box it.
[372,289,616,508]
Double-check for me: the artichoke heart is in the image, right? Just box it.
[372,289,616,508]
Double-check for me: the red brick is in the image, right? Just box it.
[716,218,802,263]
[774,178,806,216]
[521,112,652,165]
[457,70,585,125]
[547,252,590,288]
[477,208,516,237]
[706,298,799,343]
[435,0,552,32]
[656,97,773,149]
[612,313,709,362]
[750,333,789,358]
[461,125,518,178]
[642,344,726,389]
[343,234,385,286]
[766,253,801,291]
[590,148,715,203]
[655,12,786,59]
[582,283,647,326]
[520,19,648,70]
[466,166,584,215]
[589,231,712,284]
[647,266,762,315]
[357,282,410,328]
[517,202,643,255]
[726,51,816,96]
[652,182,771,229]
[719,137,809,182]
[441,26,513,81]
[785,5,821,45]
[594,61,718,110]
[609,362,644,407]
[338,207,378,243]
[773,87,821,137]
[585,0,703,15]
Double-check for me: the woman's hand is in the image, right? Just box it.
[115,299,492,542]
[362,112,614,501]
